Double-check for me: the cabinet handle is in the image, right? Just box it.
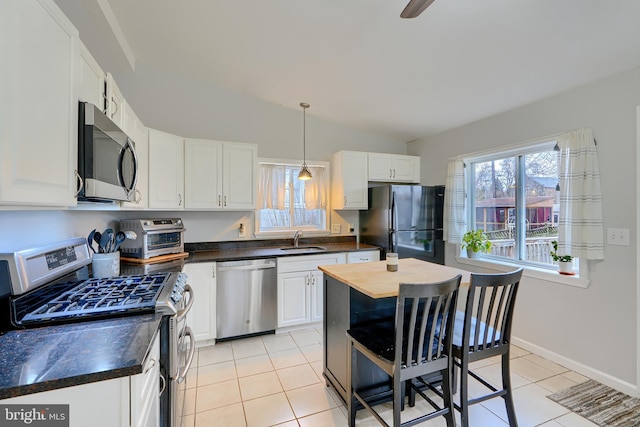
[344,196,347,205]
[134,188,141,203]
[306,274,310,286]
[393,169,396,178]
[224,196,227,207]
[111,97,118,118]
[218,195,221,207]
[74,169,83,197]
[178,194,182,206]
[212,266,215,278]
[389,168,393,178]
[312,275,316,286]
[158,374,166,397]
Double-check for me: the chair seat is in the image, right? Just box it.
[348,318,445,366]
[452,311,501,349]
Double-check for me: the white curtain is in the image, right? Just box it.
[304,166,327,210]
[257,163,286,209]
[557,128,604,260]
[444,158,466,243]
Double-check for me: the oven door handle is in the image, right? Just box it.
[177,326,195,384]
[176,284,194,319]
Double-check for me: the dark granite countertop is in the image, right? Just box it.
[0,313,162,399]
[185,238,380,263]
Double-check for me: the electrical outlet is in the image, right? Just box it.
[238,223,246,238]
[607,228,629,246]
[332,224,341,234]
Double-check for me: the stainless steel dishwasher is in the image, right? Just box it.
[216,258,277,340]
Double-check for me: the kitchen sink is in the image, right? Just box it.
[279,246,327,253]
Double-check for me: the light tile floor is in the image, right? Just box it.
[182,326,597,427]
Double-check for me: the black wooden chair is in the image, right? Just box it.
[452,268,523,427]
[346,275,461,427]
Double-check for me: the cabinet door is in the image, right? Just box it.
[368,153,394,181]
[392,155,420,183]
[223,142,257,210]
[131,331,160,427]
[183,262,217,343]
[310,271,324,323]
[148,129,184,209]
[0,0,79,207]
[105,72,125,129]
[331,151,368,210]
[277,271,311,327]
[184,139,223,209]
[347,250,381,264]
[79,41,105,111]
[120,106,148,209]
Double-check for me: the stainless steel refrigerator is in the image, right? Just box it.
[359,184,445,264]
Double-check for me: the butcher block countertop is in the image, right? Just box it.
[318,257,471,299]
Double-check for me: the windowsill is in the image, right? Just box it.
[455,255,590,288]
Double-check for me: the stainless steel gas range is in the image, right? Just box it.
[0,237,195,427]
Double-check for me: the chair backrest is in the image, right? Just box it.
[394,275,462,369]
[462,268,523,354]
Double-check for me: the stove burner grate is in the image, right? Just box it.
[19,272,171,324]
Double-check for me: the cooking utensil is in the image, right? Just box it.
[99,232,111,253]
[93,231,102,252]
[112,232,126,252]
[87,229,97,253]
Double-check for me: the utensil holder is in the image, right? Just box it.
[92,252,120,278]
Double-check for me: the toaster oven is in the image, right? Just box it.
[119,218,185,259]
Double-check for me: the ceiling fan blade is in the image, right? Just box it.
[401,0,436,18]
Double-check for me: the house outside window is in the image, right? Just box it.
[466,141,573,268]
[256,161,329,234]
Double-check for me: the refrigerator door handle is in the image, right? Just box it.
[390,190,397,231]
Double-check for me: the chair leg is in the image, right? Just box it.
[442,364,455,427]
[393,374,402,427]
[501,353,518,427]
[459,355,470,427]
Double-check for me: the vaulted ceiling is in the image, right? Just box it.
[56,0,640,142]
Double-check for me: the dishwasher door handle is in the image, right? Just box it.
[217,263,276,272]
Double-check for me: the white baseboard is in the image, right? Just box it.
[512,336,639,397]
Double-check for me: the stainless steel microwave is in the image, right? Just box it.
[77,101,138,202]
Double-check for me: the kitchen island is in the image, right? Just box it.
[318,258,470,403]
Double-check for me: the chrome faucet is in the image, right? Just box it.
[293,230,303,248]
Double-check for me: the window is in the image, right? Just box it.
[466,140,571,268]
[256,161,328,234]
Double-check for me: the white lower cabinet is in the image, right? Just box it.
[3,331,161,427]
[277,253,346,328]
[130,332,160,427]
[347,250,381,264]
[183,262,217,343]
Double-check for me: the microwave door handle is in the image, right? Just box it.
[117,137,138,197]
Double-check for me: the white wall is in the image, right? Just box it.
[408,67,640,391]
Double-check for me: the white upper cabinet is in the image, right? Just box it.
[0,0,80,207]
[148,129,184,209]
[184,139,256,210]
[105,72,125,130]
[120,107,148,209]
[368,153,420,183]
[331,151,368,210]
[79,41,105,111]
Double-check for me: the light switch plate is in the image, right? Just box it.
[332,224,341,234]
[607,228,630,246]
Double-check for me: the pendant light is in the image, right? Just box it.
[298,102,312,180]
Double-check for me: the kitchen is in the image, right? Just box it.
[2,1,640,427]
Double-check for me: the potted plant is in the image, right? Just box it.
[550,240,574,274]
[461,229,492,258]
